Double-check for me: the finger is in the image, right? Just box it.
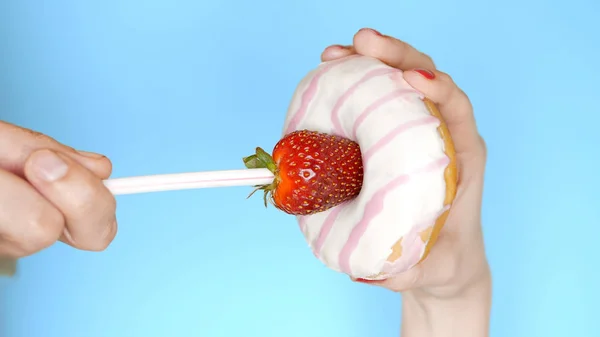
[403,69,485,160]
[0,121,112,179]
[321,45,356,62]
[0,169,64,257]
[352,28,436,71]
[24,149,117,251]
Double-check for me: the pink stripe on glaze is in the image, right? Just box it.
[285,55,359,135]
[363,116,439,162]
[330,68,399,136]
[351,88,418,140]
[337,156,450,275]
[312,205,345,257]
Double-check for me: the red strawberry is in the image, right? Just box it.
[243,130,364,215]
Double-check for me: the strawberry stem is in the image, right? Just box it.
[243,147,279,208]
[243,147,277,174]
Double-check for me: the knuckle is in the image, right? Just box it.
[31,131,57,145]
[396,39,410,55]
[393,42,411,64]
[28,131,77,154]
[443,83,473,112]
[436,70,453,84]
[478,135,488,159]
[435,72,461,101]
[420,52,435,67]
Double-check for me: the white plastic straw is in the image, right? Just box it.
[103,168,275,195]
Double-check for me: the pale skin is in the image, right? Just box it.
[0,124,117,258]
[0,27,490,336]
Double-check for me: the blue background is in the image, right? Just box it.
[1,0,598,336]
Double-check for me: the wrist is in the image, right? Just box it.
[400,271,492,337]
[0,257,17,276]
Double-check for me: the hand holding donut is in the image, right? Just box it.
[321,29,490,336]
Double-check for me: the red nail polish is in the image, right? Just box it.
[414,68,435,79]
[355,278,379,283]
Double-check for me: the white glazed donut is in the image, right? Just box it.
[282,55,457,280]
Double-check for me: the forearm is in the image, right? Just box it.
[400,274,492,337]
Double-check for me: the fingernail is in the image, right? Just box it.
[77,150,105,159]
[31,150,68,182]
[413,68,436,80]
[359,28,383,36]
[355,278,379,283]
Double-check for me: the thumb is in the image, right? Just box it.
[0,121,112,179]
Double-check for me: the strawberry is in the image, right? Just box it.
[243,130,364,215]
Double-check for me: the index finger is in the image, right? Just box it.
[403,69,485,161]
[0,121,112,179]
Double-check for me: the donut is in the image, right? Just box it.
[281,55,458,280]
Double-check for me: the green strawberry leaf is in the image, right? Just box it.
[243,154,264,169]
[255,147,277,173]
